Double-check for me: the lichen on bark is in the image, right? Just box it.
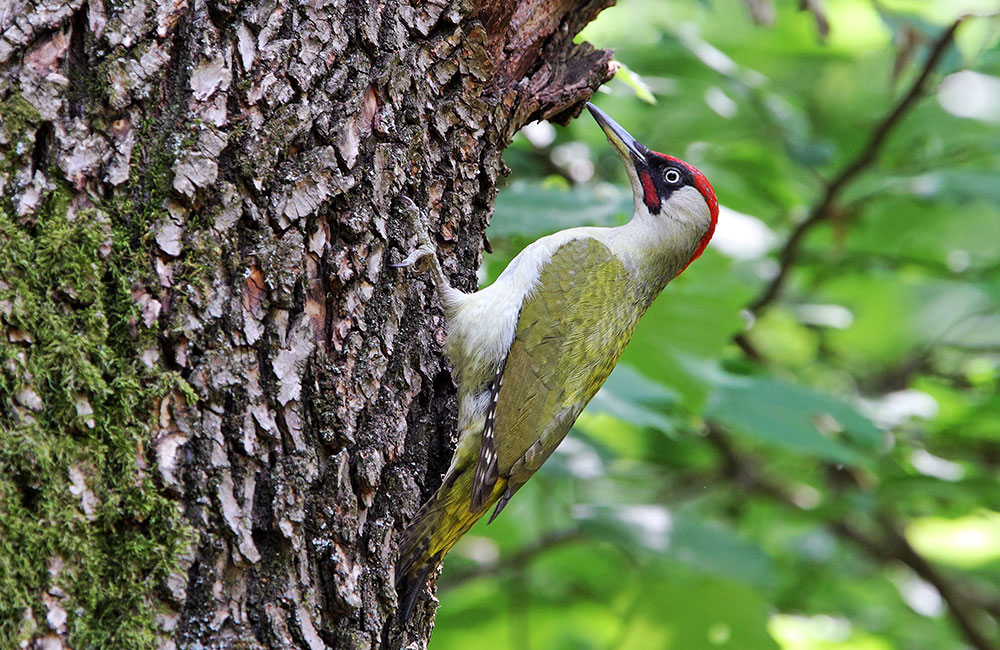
[0,1,615,648]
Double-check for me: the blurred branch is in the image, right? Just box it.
[942,342,1000,353]
[742,0,775,27]
[705,425,999,650]
[704,424,798,503]
[864,352,933,393]
[733,333,765,362]
[438,527,584,589]
[834,518,999,650]
[798,0,830,40]
[739,18,966,328]
[799,250,1000,281]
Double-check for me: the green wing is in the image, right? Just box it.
[471,236,637,519]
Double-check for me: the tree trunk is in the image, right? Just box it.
[0,1,613,648]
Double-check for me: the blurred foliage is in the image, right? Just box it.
[430,1,1000,649]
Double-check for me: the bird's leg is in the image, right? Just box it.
[392,196,455,304]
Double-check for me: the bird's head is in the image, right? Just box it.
[587,102,718,272]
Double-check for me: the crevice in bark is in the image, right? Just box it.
[29,121,53,174]
[66,5,89,118]
[204,0,230,34]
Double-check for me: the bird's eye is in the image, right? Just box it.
[664,168,681,184]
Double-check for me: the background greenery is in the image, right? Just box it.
[429,1,1000,648]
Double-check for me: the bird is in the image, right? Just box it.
[393,102,719,620]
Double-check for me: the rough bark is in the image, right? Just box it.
[0,1,614,649]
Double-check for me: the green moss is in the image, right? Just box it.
[0,94,42,173]
[0,94,41,142]
[0,183,193,648]
[0,69,229,646]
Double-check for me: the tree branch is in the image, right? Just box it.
[711,17,996,648]
[833,518,998,650]
[744,18,965,317]
[705,426,998,650]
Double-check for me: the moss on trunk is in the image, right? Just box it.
[0,186,194,647]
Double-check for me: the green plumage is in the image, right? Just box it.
[397,238,643,617]
[488,238,637,511]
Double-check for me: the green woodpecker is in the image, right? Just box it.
[394,102,719,619]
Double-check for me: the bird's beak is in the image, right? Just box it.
[586,102,647,164]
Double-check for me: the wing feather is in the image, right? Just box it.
[483,237,637,520]
[470,356,506,511]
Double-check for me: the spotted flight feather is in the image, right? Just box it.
[469,355,506,511]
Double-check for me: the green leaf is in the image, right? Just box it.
[588,365,680,434]
[619,570,780,650]
[907,511,1000,568]
[575,505,775,589]
[490,181,631,240]
[613,60,658,104]
[706,376,882,465]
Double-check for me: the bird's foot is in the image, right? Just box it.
[391,196,454,303]
[391,195,437,270]
[390,241,437,270]
[392,196,464,313]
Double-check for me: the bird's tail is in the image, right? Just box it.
[395,467,504,621]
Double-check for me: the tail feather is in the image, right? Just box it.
[395,552,440,622]
[395,468,505,621]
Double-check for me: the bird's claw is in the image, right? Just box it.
[390,242,436,269]
[393,195,437,270]
[392,196,455,306]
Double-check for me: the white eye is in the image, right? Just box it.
[664,169,681,184]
